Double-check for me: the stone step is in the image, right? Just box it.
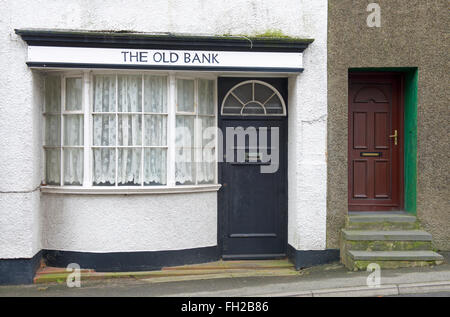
[342,230,432,241]
[342,239,432,252]
[347,212,418,230]
[348,250,444,261]
[348,211,416,223]
[345,250,445,271]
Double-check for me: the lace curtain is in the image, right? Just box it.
[92,75,167,186]
[176,79,215,185]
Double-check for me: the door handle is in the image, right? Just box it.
[389,129,398,146]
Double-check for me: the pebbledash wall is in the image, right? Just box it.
[0,0,328,284]
[327,0,450,250]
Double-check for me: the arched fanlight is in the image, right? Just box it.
[221,80,286,116]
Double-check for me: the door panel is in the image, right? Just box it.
[348,73,404,211]
[218,77,288,259]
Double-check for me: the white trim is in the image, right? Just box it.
[40,184,221,195]
[167,74,176,186]
[82,71,90,187]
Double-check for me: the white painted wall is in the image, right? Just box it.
[288,1,328,251]
[41,193,217,252]
[0,0,328,258]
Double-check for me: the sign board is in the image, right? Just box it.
[26,46,303,72]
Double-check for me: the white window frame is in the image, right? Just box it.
[41,70,220,194]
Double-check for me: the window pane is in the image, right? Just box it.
[93,114,116,146]
[144,76,167,113]
[93,75,116,112]
[222,94,243,115]
[177,79,195,112]
[254,83,274,104]
[45,76,61,113]
[144,115,167,146]
[264,94,284,114]
[197,148,215,184]
[144,148,167,186]
[199,116,215,148]
[93,148,116,185]
[45,148,60,185]
[118,75,142,112]
[118,114,142,146]
[63,148,83,185]
[198,79,214,115]
[175,147,195,185]
[176,116,194,148]
[45,115,61,146]
[118,148,141,186]
[65,77,82,111]
[64,115,83,146]
[233,83,252,104]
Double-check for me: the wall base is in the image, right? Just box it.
[287,245,339,270]
[44,246,220,272]
[0,250,43,285]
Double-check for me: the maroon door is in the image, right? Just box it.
[348,73,404,211]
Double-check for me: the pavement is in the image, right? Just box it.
[0,252,449,297]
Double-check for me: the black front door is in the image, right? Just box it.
[218,77,288,259]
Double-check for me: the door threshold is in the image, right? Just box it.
[222,254,286,261]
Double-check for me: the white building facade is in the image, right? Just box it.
[0,0,329,284]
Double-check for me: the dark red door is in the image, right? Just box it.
[348,73,404,211]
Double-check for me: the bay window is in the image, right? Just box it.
[42,72,217,190]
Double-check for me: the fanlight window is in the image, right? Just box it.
[221,80,286,116]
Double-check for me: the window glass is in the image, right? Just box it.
[144,76,167,113]
[45,75,61,113]
[93,148,115,185]
[177,79,195,112]
[144,148,167,185]
[63,115,83,146]
[118,75,142,112]
[63,149,83,185]
[65,78,82,111]
[45,73,216,188]
[93,75,116,112]
[198,79,214,115]
[118,148,142,186]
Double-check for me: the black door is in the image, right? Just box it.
[218,77,288,259]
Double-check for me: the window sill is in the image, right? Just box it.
[40,184,222,195]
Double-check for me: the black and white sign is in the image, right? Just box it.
[27,46,303,72]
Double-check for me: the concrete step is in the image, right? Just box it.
[348,250,444,261]
[342,239,432,252]
[342,230,432,241]
[345,250,445,271]
[347,212,419,230]
[348,212,416,222]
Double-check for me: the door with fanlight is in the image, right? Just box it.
[218,77,288,259]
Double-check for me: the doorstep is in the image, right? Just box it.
[33,259,299,284]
